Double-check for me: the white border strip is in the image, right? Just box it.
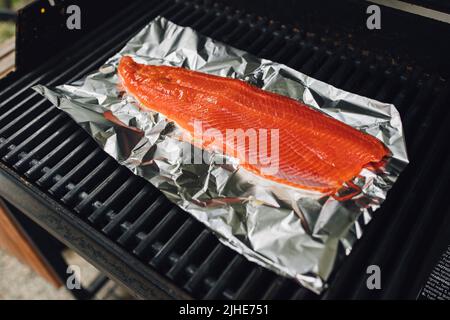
[369,0,450,23]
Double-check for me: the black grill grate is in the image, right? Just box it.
[1,0,450,299]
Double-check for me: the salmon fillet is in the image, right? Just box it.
[118,56,389,194]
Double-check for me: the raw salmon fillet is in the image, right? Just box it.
[118,56,389,194]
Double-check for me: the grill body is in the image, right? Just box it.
[1,0,450,299]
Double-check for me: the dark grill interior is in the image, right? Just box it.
[1,0,450,299]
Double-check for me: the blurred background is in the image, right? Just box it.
[0,0,32,43]
[0,0,32,77]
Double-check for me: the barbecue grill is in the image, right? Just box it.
[1,0,450,300]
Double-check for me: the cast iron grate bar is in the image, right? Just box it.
[116,195,172,247]
[100,184,154,235]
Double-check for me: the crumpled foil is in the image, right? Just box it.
[33,16,408,294]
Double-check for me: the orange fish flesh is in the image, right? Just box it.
[118,56,389,194]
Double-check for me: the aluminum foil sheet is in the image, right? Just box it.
[34,17,408,294]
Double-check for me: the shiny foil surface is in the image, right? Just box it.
[34,17,408,294]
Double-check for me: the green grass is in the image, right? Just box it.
[6,0,33,10]
[0,22,14,42]
[0,0,33,42]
